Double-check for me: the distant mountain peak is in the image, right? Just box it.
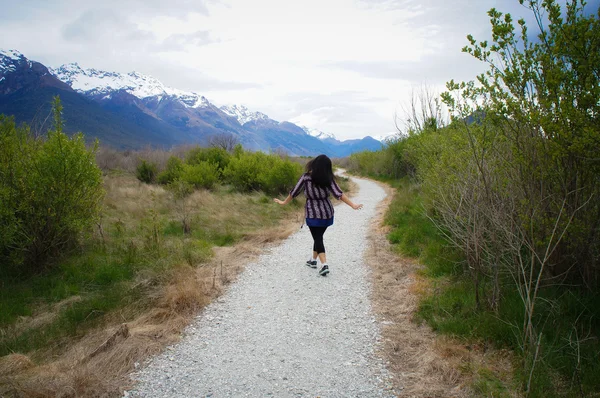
[50,63,210,109]
[0,49,25,61]
[373,132,399,142]
[220,104,269,125]
[301,126,337,141]
[0,49,28,74]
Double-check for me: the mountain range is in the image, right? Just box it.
[0,49,383,157]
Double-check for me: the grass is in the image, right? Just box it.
[378,177,600,397]
[0,173,302,365]
[472,367,514,397]
[383,178,462,277]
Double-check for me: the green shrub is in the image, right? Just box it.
[223,150,302,194]
[223,151,264,191]
[0,117,23,266]
[136,159,157,183]
[157,156,184,184]
[259,157,302,195]
[181,161,219,189]
[185,146,204,164]
[0,98,104,273]
[347,137,413,180]
[186,146,230,175]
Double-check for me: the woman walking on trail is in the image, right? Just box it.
[274,154,363,276]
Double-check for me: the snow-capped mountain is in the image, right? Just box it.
[220,104,269,125]
[0,49,26,75]
[1,48,74,97]
[50,63,210,109]
[1,49,383,156]
[301,126,337,141]
[373,132,400,143]
[0,49,187,148]
[300,125,382,153]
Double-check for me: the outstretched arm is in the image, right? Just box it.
[278,174,306,205]
[274,194,292,206]
[340,193,363,210]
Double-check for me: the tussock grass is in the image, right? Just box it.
[0,172,303,397]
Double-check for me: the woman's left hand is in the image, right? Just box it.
[274,194,292,206]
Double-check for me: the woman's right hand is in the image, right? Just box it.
[352,203,363,210]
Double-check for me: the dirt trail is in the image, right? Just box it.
[127,174,475,397]
[128,174,396,397]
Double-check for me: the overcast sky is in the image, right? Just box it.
[0,0,595,140]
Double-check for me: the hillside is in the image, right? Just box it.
[0,49,384,156]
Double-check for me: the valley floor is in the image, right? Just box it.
[1,174,478,397]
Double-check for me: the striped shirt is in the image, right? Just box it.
[290,173,344,219]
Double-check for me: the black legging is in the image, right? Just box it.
[308,226,328,254]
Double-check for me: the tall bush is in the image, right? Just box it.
[158,155,184,185]
[136,160,157,183]
[186,146,230,176]
[182,161,219,190]
[0,97,104,273]
[430,1,599,391]
[223,151,302,194]
[259,156,303,195]
[445,0,600,283]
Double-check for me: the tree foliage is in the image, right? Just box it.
[136,159,158,183]
[157,155,185,185]
[442,0,600,287]
[223,150,302,195]
[0,97,104,274]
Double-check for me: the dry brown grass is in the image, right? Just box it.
[0,174,304,398]
[95,145,177,174]
[0,240,300,398]
[366,180,519,397]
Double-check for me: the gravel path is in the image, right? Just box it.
[128,175,394,397]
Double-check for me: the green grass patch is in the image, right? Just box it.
[417,279,522,347]
[0,244,149,357]
[472,367,513,397]
[164,220,239,246]
[416,272,600,396]
[384,179,462,277]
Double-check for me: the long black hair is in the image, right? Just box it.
[306,154,335,188]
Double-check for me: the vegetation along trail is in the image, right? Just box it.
[128,174,397,397]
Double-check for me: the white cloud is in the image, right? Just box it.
[0,0,543,140]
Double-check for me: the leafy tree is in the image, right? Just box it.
[443,0,600,286]
[259,156,303,196]
[0,97,104,273]
[186,146,231,176]
[223,151,265,192]
[221,149,302,194]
